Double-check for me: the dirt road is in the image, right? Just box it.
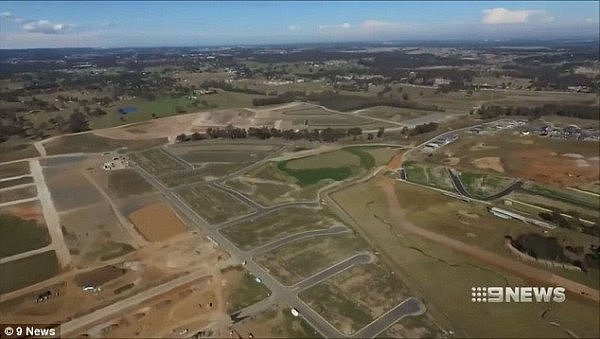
[376,176,599,303]
[30,159,72,268]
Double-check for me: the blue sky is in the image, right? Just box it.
[0,1,598,48]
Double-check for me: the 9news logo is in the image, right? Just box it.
[471,286,566,303]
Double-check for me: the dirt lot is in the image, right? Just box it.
[0,200,44,222]
[0,161,30,179]
[425,133,599,186]
[0,185,37,204]
[2,232,228,332]
[232,304,319,338]
[60,202,134,268]
[128,203,186,242]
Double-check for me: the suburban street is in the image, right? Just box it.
[133,151,425,338]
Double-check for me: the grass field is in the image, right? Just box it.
[403,161,455,191]
[0,161,30,179]
[220,207,338,250]
[0,214,50,258]
[0,250,59,294]
[130,148,188,176]
[0,176,33,189]
[331,179,600,337]
[300,262,409,335]
[159,162,248,187]
[458,171,515,198]
[167,143,276,164]
[255,233,367,285]
[277,148,373,187]
[221,266,271,313]
[44,133,166,155]
[522,182,600,210]
[0,185,37,204]
[280,106,395,130]
[176,184,254,224]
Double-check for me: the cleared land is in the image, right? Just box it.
[232,304,320,338]
[0,185,37,204]
[255,233,367,285]
[0,161,30,179]
[128,202,186,242]
[300,262,409,335]
[106,169,155,198]
[175,185,254,224]
[0,143,39,163]
[130,148,188,176]
[220,207,338,250]
[0,176,34,189]
[425,133,600,187]
[60,202,134,267]
[0,214,50,258]
[0,250,59,294]
[44,133,166,155]
[221,265,271,313]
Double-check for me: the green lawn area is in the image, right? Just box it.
[0,250,59,293]
[276,161,352,187]
[0,214,51,258]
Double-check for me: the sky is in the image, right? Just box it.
[0,1,598,49]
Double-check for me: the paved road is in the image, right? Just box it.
[60,271,210,337]
[245,225,351,256]
[447,168,522,201]
[292,252,373,291]
[352,297,425,338]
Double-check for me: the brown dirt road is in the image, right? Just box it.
[375,176,599,303]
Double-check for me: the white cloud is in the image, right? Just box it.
[318,20,409,38]
[482,8,553,24]
[1,11,75,34]
[22,20,74,34]
[288,25,300,31]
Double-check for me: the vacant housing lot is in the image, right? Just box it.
[0,214,50,258]
[300,262,409,335]
[0,250,59,294]
[255,233,367,285]
[175,184,254,224]
[220,207,338,250]
[0,161,30,179]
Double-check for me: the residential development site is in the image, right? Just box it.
[0,1,599,338]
